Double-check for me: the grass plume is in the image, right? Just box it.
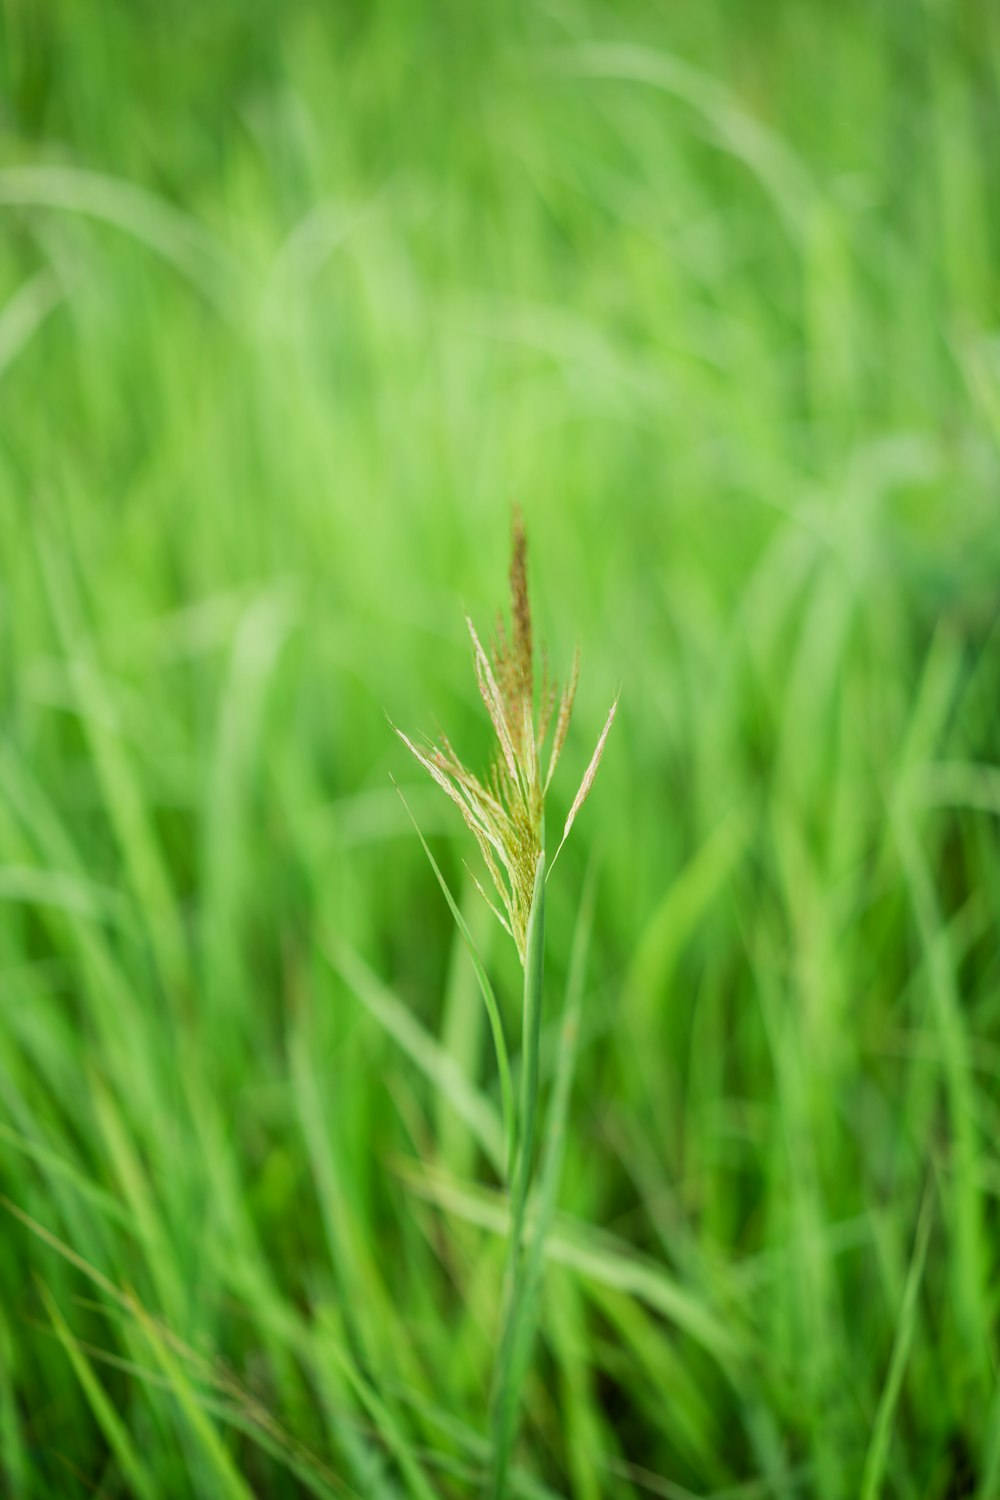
[395,510,617,962]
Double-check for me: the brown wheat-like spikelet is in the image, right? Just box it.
[395,510,617,962]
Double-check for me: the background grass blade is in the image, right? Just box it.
[36,1279,161,1500]
[324,933,505,1175]
[2,3,999,1492]
[393,778,516,1178]
[860,1187,934,1500]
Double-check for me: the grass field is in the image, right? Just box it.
[2,2,1000,1495]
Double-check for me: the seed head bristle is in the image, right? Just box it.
[465,861,514,938]
[550,692,619,873]
[467,615,520,786]
[537,647,556,749]
[492,610,518,725]
[545,643,579,794]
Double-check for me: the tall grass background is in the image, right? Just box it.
[2,1,1000,1494]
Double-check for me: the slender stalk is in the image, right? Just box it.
[503,855,598,1442]
[392,513,615,1490]
[487,851,545,1499]
[514,852,546,1221]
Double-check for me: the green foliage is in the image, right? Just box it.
[2,0,1000,1495]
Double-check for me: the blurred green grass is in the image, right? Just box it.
[2,0,1000,1494]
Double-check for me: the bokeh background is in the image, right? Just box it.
[3,2,1000,1495]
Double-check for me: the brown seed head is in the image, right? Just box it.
[396,513,616,962]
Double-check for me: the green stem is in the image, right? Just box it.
[487,851,545,1499]
[515,853,546,1218]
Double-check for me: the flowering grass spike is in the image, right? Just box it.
[395,512,617,963]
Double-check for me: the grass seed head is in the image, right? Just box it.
[397,510,616,962]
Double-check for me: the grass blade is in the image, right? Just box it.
[393,777,516,1178]
[394,1162,742,1366]
[860,1187,934,1500]
[324,932,505,1175]
[36,1279,160,1500]
[323,1321,439,1500]
[132,1302,257,1500]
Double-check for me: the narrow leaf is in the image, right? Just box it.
[550,696,618,874]
[37,1279,160,1500]
[324,933,505,1174]
[393,777,517,1178]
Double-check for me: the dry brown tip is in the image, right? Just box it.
[509,507,533,710]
